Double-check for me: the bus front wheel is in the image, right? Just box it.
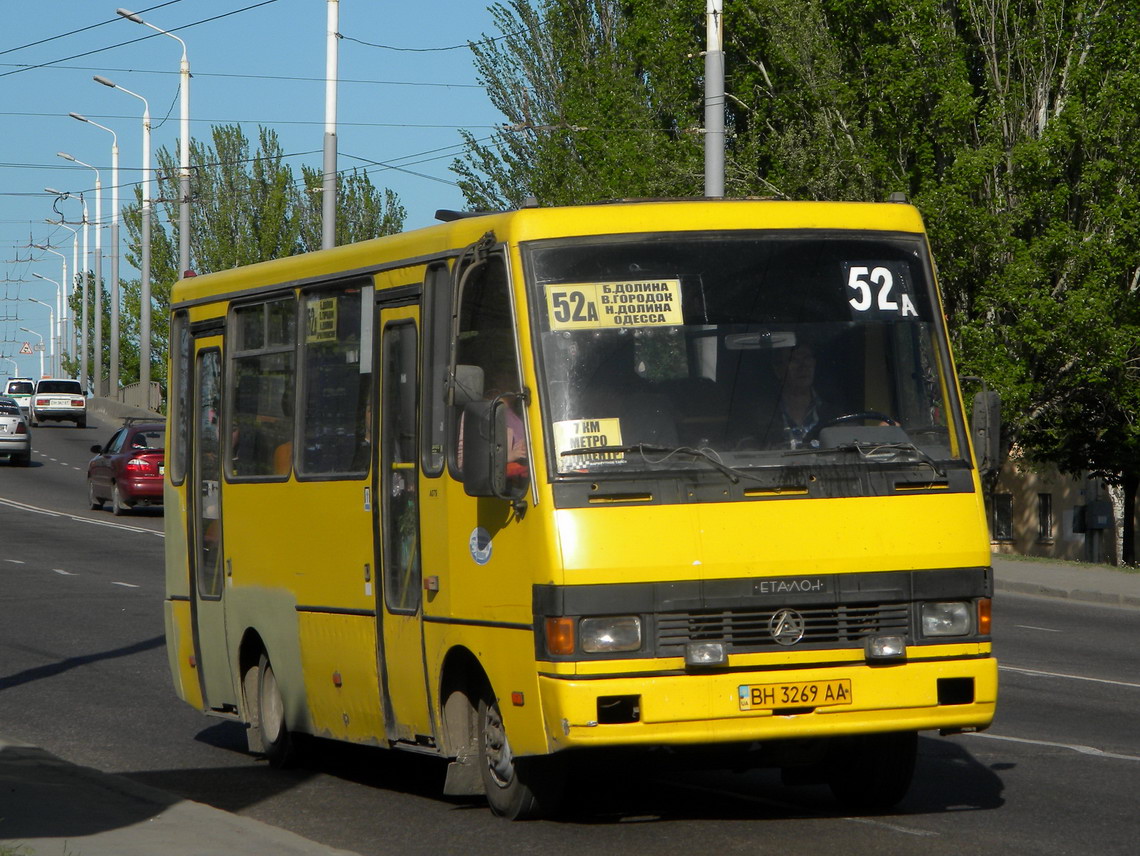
[254,653,297,767]
[478,695,560,820]
[826,731,917,811]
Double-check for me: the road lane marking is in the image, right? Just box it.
[52,569,77,576]
[1000,664,1140,690]
[112,581,140,588]
[0,496,163,537]
[4,559,25,564]
[1013,624,1061,632]
[966,732,1140,762]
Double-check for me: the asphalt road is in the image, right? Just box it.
[1,412,1137,855]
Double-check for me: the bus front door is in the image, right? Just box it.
[189,341,236,711]
[375,306,433,742]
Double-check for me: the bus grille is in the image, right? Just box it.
[655,603,910,654]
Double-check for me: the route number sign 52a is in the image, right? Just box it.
[844,263,919,319]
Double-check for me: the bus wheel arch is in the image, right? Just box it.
[436,646,562,820]
[438,646,485,760]
[238,631,298,767]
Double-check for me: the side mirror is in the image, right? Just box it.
[461,399,505,498]
[970,389,1002,475]
[461,398,528,502]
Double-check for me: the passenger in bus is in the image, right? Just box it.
[272,390,294,475]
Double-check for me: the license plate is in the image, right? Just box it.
[738,679,853,711]
[159,464,166,475]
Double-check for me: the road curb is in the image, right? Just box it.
[995,578,1140,609]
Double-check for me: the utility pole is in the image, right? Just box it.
[322,0,339,249]
[704,0,725,198]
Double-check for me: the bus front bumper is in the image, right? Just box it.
[538,656,997,751]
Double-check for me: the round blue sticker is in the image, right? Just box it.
[469,527,493,565]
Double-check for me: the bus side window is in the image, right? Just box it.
[228,298,296,479]
[299,284,374,477]
[447,253,522,481]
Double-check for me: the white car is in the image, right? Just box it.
[31,378,87,428]
[0,394,31,466]
[3,377,34,418]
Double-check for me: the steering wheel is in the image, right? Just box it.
[803,411,897,444]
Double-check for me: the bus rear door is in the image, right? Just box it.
[188,338,237,711]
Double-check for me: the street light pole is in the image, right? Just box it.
[71,112,120,396]
[95,75,152,397]
[31,273,62,376]
[46,189,89,388]
[117,7,191,278]
[45,217,79,363]
[18,325,46,379]
[57,152,102,395]
[32,247,67,375]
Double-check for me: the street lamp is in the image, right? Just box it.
[117,7,191,279]
[94,75,152,398]
[58,151,103,396]
[45,188,89,388]
[31,273,62,376]
[32,247,67,375]
[18,325,46,379]
[71,112,120,395]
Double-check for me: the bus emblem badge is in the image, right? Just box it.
[768,609,806,646]
[469,527,493,565]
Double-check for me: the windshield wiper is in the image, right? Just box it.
[562,443,755,484]
[785,441,948,476]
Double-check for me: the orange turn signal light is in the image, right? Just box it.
[545,617,575,655]
[977,598,992,635]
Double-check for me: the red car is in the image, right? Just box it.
[87,420,166,515]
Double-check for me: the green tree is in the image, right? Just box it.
[458,0,1140,561]
[115,124,407,399]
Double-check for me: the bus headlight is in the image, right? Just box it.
[921,602,971,637]
[579,617,642,653]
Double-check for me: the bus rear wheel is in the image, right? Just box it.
[826,731,917,811]
[478,695,561,820]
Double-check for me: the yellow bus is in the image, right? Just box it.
[164,198,997,819]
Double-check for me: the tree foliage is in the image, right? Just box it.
[113,124,406,396]
[457,0,1140,560]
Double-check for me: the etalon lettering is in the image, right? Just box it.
[755,577,827,594]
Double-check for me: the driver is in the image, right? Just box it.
[735,342,842,450]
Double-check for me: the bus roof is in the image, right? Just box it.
[170,198,927,306]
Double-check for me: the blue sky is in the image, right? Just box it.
[1,0,506,380]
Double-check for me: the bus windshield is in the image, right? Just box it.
[526,231,966,477]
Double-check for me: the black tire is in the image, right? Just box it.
[255,654,297,767]
[478,695,562,820]
[826,731,918,812]
[13,451,30,467]
[111,484,130,516]
[77,418,86,429]
[88,479,103,510]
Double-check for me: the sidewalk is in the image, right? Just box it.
[3,554,1136,855]
[0,739,359,856]
[991,554,1140,608]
